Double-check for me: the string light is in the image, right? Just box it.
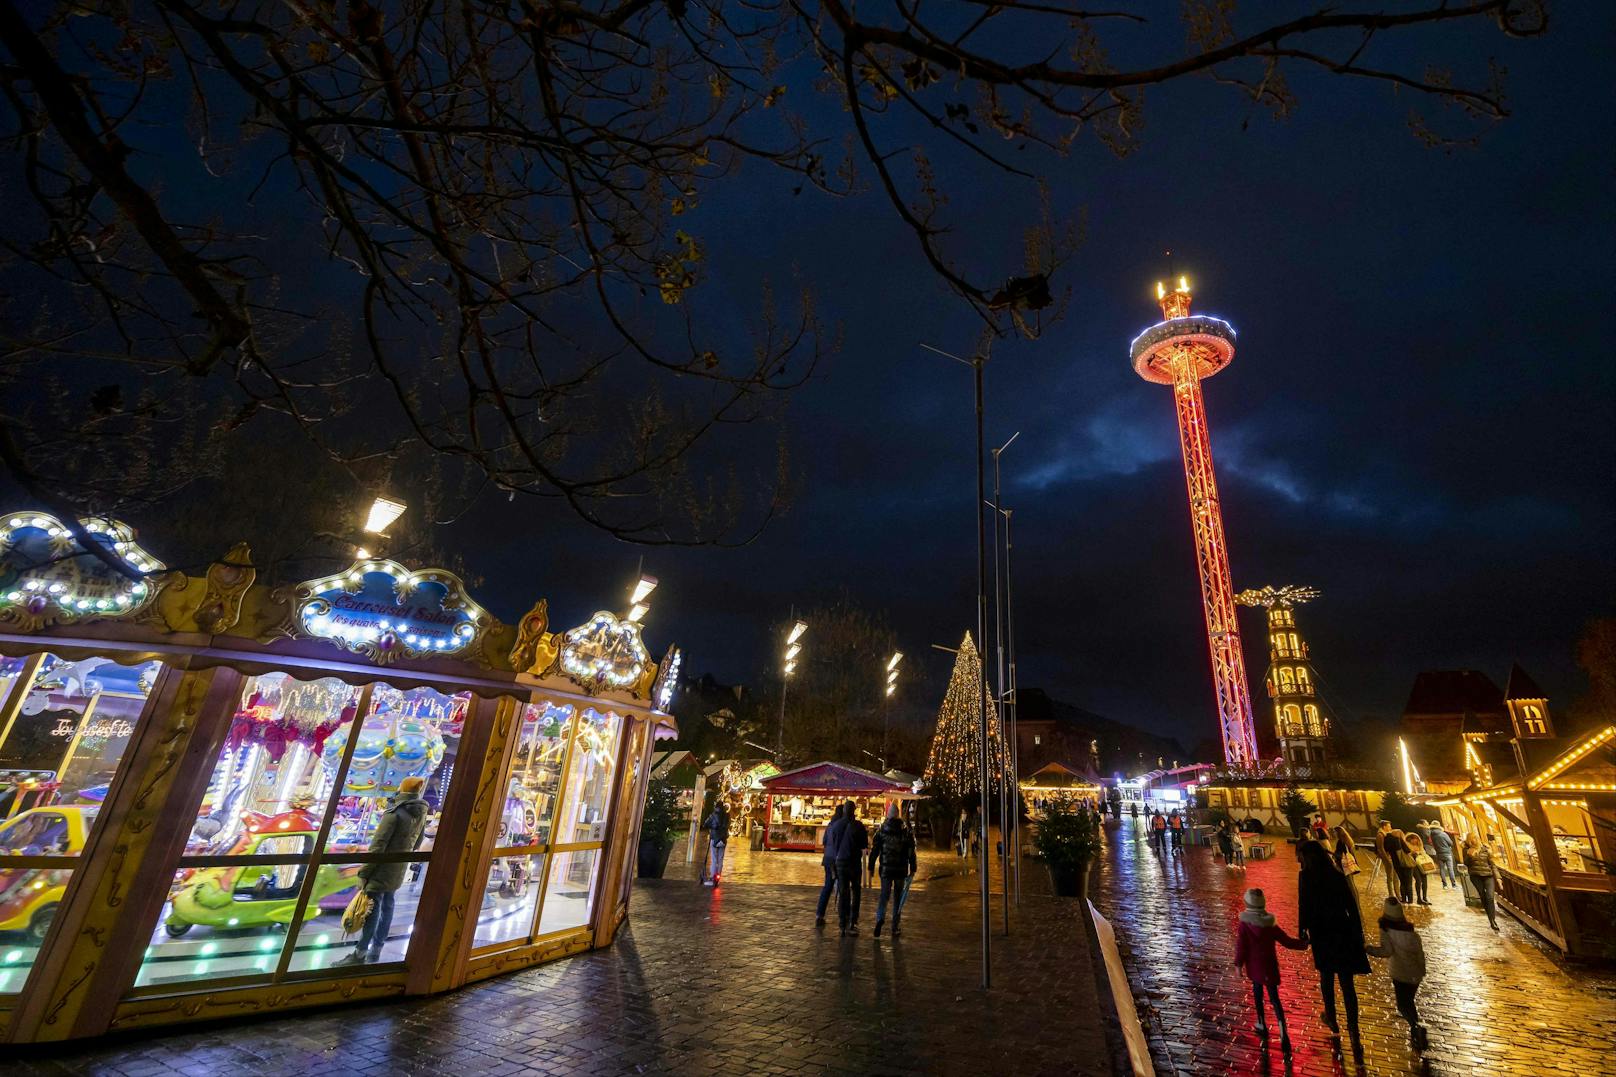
[1528,725,1616,789]
[558,611,649,690]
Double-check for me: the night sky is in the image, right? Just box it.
[12,8,1612,754]
[460,8,1613,752]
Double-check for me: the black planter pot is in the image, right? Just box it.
[1045,860,1093,898]
[637,838,676,879]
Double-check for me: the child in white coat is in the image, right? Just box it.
[1365,897,1428,1049]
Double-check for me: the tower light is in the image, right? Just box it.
[630,575,658,605]
[787,620,807,645]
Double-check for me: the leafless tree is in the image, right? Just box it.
[0,0,1547,566]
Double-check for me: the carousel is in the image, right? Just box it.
[0,509,679,1043]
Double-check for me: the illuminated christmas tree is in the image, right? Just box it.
[923,632,1006,798]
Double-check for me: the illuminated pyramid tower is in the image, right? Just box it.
[1236,585,1331,768]
[1129,277,1259,765]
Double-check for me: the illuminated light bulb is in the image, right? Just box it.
[354,546,372,560]
[785,644,801,661]
[788,621,807,645]
[627,603,649,623]
[630,575,658,605]
[783,660,796,675]
[1178,275,1189,293]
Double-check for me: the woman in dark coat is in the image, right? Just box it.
[1297,841,1370,1046]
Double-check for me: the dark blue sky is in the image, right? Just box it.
[452,7,1612,751]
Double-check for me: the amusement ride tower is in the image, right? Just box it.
[1129,277,1259,765]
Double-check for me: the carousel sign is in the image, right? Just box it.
[558,611,650,692]
[293,558,489,664]
[0,512,163,630]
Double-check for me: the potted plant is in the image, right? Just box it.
[1031,800,1102,898]
[637,778,682,879]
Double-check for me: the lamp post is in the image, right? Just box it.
[920,340,993,989]
[1000,505,1022,904]
[777,615,807,762]
[882,651,903,767]
[989,432,1018,933]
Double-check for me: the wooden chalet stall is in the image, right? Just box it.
[1020,762,1104,820]
[761,763,914,851]
[1416,666,1615,957]
[0,510,679,1043]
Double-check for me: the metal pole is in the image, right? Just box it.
[990,446,1009,936]
[973,356,992,988]
[1003,507,1021,905]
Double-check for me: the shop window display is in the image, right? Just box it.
[0,654,158,987]
[132,676,463,990]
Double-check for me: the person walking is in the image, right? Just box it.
[703,798,731,887]
[1405,831,1432,906]
[1375,820,1398,897]
[1365,897,1429,1049]
[1463,834,1501,930]
[335,776,430,966]
[1297,842,1370,1049]
[1150,811,1167,854]
[955,809,969,858]
[1427,819,1458,891]
[845,804,869,929]
[868,804,917,937]
[1382,826,1414,903]
[1168,809,1185,854]
[1233,888,1307,1053]
[815,804,849,926]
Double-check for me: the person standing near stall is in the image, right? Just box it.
[1375,820,1399,897]
[335,775,430,966]
[868,804,917,937]
[1427,819,1458,891]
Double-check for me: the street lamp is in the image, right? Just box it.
[362,496,406,534]
[627,573,657,623]
[776,617,807,759]
[990,431,1020,918]
[919,339,995,990]
[880,651,903,767]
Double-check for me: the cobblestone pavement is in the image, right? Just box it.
[17,879,1115,1077]
[1091,816,1616,1076]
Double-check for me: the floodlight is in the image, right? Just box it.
[784,660,797,675]
[885,685,895,697]
[627,603,649,623]
[785,643,801,661]
[886,652,903,671]
[787,620,807,644]
[630,575,658,604]
[363,496,407,534]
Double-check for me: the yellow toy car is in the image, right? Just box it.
[0,804,98,941]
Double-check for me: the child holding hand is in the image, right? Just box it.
[1233,888,1308,1053]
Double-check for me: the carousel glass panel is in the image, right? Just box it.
[536,847,599,937]
[556,708,621,845]
[285,860,432,972]
[133,673,363,988]
[499,702,576,849]
[319,684,467,856]
[473,852,543,948]
[0,654,159,987]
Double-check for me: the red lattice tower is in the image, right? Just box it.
[1129,278,1259,765]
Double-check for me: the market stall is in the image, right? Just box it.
[1020,762,1104,820]
[760,762,914,851]
[0,508,679,1043]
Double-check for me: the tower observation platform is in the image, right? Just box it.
[1131,278,1259,766]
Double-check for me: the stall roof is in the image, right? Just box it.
[1021,761,1103,788]
[762,761,911,795]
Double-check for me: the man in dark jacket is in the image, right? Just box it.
[868,805,917,937]
[336,775,430,965]
[703,800,731,887]
[815,804,849,926]
[821,800,866,935]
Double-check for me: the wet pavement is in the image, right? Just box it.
[16,877,1115,1076]
[1090,815,1616,1075]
